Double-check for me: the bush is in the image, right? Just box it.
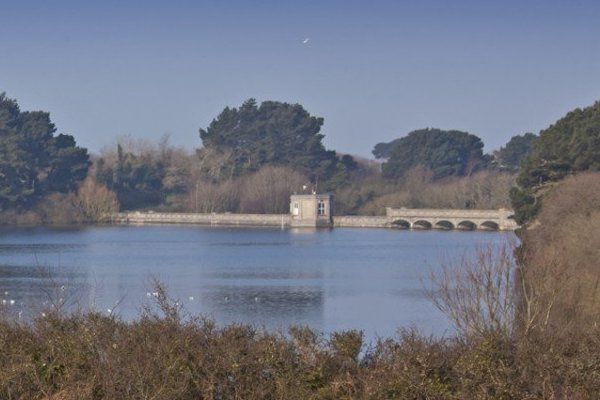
[0,193,84,225]
[3,301,600,398]
[75,177,119,222]
[239,166,307,214]
[338,168,515,215]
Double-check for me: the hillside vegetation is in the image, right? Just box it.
[511,101,600,224]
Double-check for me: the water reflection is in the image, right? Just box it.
[0,225,514,340]
[201,285,323,329]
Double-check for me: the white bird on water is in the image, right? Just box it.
[302,38,310,44]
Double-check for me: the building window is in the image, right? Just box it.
[293,202,299,216]
[317,201,326,216]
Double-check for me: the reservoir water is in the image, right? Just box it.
[0,225,513,340]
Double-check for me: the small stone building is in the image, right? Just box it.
[290,193,333,227]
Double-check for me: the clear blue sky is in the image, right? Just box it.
[1,0,599,157]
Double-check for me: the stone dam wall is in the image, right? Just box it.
[111,212,292,227]
[332,215,390,228]
[110,212,390,229]
[110,210,518,231]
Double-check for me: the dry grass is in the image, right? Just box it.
[519,172,600,336]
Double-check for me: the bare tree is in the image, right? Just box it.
[428,244,517,338]
[239,166,307,214]
[76,177,119,221]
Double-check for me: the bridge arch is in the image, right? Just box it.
[479,221,500,231]
[434,220,454,230]
[412,220,432,230]
[391,219,411,229]
[457,220,477,231]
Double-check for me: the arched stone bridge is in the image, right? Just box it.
[384,207,518,231]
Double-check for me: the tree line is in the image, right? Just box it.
[1,91,598,222]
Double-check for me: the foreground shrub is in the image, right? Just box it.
[2,302,600,399]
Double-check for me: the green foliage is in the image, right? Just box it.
[323,154,359,190]
[508,187,539,225]
[380,128,487,180]
[96,145,166,210]
[372,138,401,159]
[95,138,193,211]
[493,132,537,172]
[512,101,600,223]
[0,93,90,210]
[519,102,600,188]
[199,99,344,182]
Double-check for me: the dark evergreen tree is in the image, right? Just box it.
[95,144,166,210]
[380,128,487,179]
[199,99,340,182]
[372,138,402,159]
[45,134,90,193]
[0,93,90,210]
[511,101,600,224]
[493,132,537,172]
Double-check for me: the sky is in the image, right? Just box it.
[1,0,600,157]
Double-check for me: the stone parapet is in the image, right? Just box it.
[110,212,291,228]
[332,216,389,228]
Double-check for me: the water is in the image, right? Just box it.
[0,225,513,340]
